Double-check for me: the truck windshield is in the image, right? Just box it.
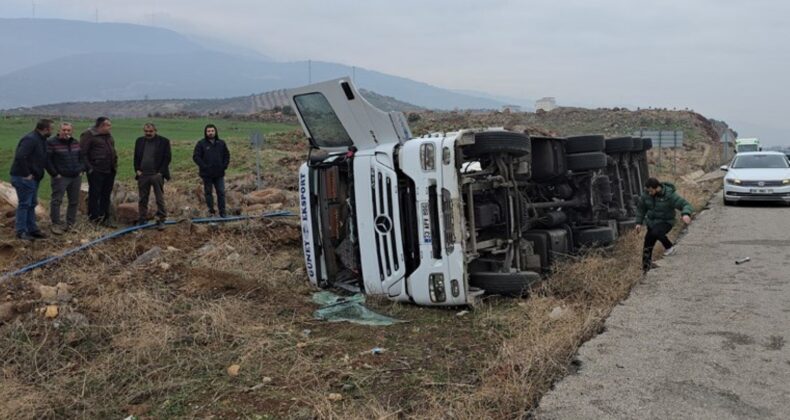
[737,144,759,152]
[732,154,789,169]
[293,93,353,148]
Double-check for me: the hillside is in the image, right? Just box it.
[1,89,422,118]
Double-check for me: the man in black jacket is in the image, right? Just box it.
[46,122,86,234]
[10,119,52,240]
[80,116,118,227]
[134,123,172,230]
[192,124,230,217]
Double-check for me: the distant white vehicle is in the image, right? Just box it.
[735,137,760,153]
[722,151,790,205]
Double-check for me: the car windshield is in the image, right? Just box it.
[731,154,789,169]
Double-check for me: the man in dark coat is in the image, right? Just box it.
[636,177,694,272]
[10,119,53,240]
[80,116,118,227]
[46,122,86,234]
[134,123,172,230]
[192,124,230,217]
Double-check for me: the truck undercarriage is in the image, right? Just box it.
[290,78,652,305]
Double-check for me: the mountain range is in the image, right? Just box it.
[0,18,520,111]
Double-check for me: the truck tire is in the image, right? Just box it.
[531,136,567,181]
[567,152,608,172]
[605,136,635,153]
[464,132,530,158]
[565,135,605,154]
[575,226,616,247]
[470,271,542,296]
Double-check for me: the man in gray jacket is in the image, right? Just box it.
[46,122,85,234]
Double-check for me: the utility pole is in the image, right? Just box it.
[352,66,356,82]
[308,60,312,84]
[32,1,36,17]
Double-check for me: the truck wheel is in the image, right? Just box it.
[531,136,567,181]
[470,271,542,296]
[575,226,616,247]
[565,135,605,154]
[464,132,530,158]
[604,137,635,153]
[567,152,608,172]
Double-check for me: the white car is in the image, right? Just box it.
[722,151,790,205]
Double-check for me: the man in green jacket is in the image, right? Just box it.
[636,177,694,272]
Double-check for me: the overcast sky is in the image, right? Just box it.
[3,0,790,144]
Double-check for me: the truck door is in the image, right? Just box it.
[288,78,412,153]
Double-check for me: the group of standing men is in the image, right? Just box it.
[10,118,231,240]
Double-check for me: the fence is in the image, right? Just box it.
[632,130,684,176]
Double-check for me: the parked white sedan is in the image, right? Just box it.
[722,151,790,205]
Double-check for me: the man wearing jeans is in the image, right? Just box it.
[10,119,52,240]
[133,123,172,230]
[46,122,85,234]
[636,177,694,272]
[192,124,230,217]
[80,117,118,227]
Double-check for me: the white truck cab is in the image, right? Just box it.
[291,78,473,305]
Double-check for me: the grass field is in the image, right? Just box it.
[0,116,297,198]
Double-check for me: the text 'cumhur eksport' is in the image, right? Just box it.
[288,78,652,307]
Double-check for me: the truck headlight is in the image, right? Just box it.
[428,273,446,302]
[421,144,436,171]
[726,179,741,185]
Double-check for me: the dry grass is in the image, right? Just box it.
[0,119,719,418]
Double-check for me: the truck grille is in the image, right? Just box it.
[371,168,400,281]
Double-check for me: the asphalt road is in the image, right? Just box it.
[537,195,790,419]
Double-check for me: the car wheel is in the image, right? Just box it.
[604,136,634,153]
[567,152,608,172]
[565,135,605,154]
[723,194,733,206]
[464,132,530,158]
[469,271,542,297]
[575,226,617,247]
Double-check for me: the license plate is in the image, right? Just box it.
[750,188,773,193]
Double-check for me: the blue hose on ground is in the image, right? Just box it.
[0,210,295,283]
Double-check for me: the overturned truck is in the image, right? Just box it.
[289,79,651,306]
